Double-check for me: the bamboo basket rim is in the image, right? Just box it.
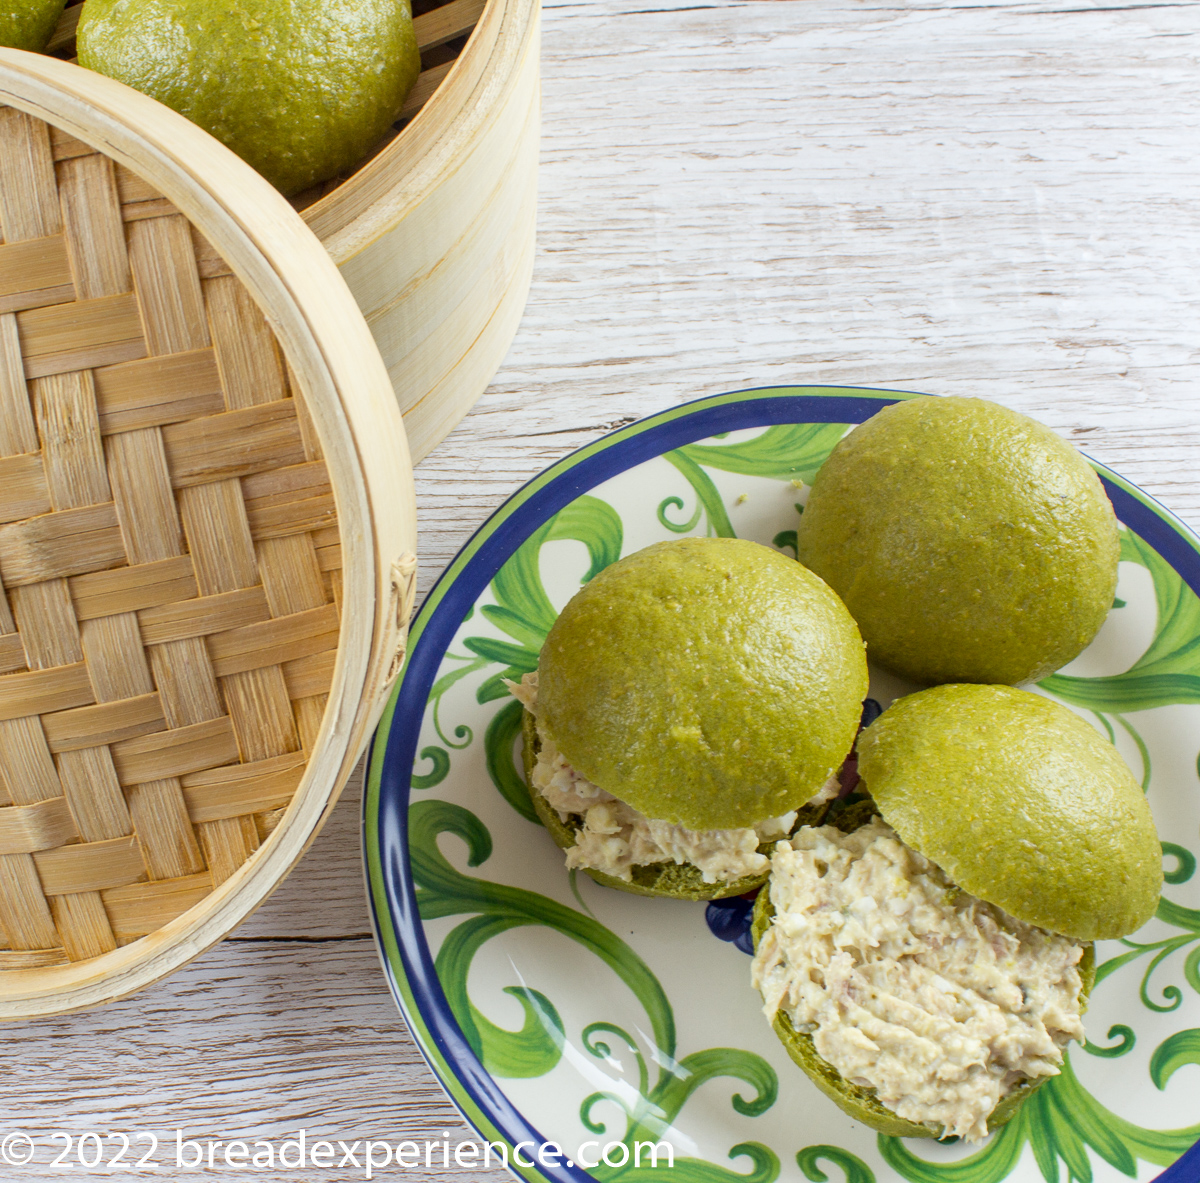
[0,48,417,1017]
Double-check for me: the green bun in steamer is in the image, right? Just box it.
[538,537,868,831]
[0,0,67,50]
[795,396,1120,686]
[856,683,1163,942]
[77,0,421,197]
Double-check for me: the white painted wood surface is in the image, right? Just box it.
[5,0,1198,1177]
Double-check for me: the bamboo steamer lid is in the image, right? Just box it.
[0,49,418,1016]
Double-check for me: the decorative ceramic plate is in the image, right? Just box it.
[365,388,1200,1183]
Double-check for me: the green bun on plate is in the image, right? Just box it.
[750,809,1099,1140]
[751,684,1153,1137]
[856,683,1163,942]
[795,396,1120,685]
[538,537,868,832]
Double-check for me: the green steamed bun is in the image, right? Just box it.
[1,0,67,51]
[538,537,868,831]
[796,396,1119,685]
[77,0,420,196]
[856,682,1162,941]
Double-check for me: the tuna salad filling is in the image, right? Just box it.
[751,817,1085,1143]
[509,672,837,884]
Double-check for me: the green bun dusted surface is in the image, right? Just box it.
[538,537,868,831]
[750,854,1097,1139]
[520,708,823,900]
[857,683,1162,942]
[795,396,1119,686]
[1,0,66,50]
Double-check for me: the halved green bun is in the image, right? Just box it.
[521,708,825,900]
[795,396,1119,685]
[857,684,1162,941]
[538,537,868,831]
[750,847,1097,1140]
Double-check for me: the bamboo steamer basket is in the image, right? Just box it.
[0,49,419,1017]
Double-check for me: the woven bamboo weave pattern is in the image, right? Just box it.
[0,105,342,972]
